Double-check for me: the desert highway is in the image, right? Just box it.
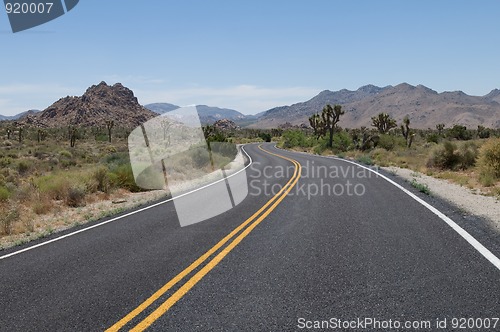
[0,143,499,331]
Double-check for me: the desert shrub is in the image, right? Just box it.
[312,137,329,155]
[103,152,129,166]
[331,131,353,152]
[426,133,441,144]
[0,186,11,202]
[33,197,54,215]
[191,148,211,168]
[356,154,373,165]
[65,186,86,207]
[282,130,312,148]
[477,138,500,180]
[457,142,478,169]
[370,148,391,166]
[0,206,19,235]
[427,141,459,169]
[110,164,142,192]
[36,175,70,200]
[410,179,431,195]
[102,145,117,154]
[59,150,73,158]
[209,142,238,160]
[16,160,31,175]
[427,141,478,170]
[95,133,109,142]
[258,133,272,142]
[479,172,495,187]
[93,166,111,193]
[0,157,13,168]
[378,134,406,151]
[447,125,473,140]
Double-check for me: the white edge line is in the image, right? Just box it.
[273,144,500,271]
[0,146,253,261]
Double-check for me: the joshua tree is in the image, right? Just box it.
[371,112,397,134]
[351,126,379,151]
[401,115,415,148]
[321,104,344,148]
[106,120,114,143]
[308,113,325,139]
[70,127,77,147]
[161,119,172,144]
[18,126,23,143]
[436,123,445,136]
[271,128,283,137]
[37,129,47,143]
[202,124,215,140]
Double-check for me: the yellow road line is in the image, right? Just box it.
[106,144,301,332]
[130,146,302,331]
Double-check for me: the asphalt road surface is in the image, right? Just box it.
[1,143,499,331]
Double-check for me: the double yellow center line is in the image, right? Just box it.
[106,145,301,332]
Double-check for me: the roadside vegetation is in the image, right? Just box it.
[2,111,499,247]
[278,104,500,198]
[0,120,282,248]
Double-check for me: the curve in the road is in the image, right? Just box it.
[106,145,302,332]
[274,145,500,272]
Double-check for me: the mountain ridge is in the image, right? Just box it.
[253,83,500,129]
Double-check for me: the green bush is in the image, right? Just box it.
[0,186,11,202]
[331,132,352,152]
[17,160,31,175]
[93,166,111,193]
[457,142,478,169]
[427,141,478,170]
[427,141,458,169]
[447,125,473,140]
[110,164,142,192]
[59,150,73,158]
[477,138,500,180]
[426,133,440,144]
[258,133,272,142]
[282,130,312,149]
[410,179,431,195]
[378,134,406,151]
[36,175,70,200]
[0,157,12,168]
[356,155,373,165]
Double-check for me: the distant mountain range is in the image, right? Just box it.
[253,83,500,129]
[144,103,257,126]
[3,82,499,129]
[0,109,40,121]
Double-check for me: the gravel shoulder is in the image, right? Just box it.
[383,166,500,229]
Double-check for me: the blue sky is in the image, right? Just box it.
[1,0,499,116]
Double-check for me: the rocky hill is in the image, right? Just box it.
[23,82,157,128]
[213,118,239,131]
[252,83,500,129]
